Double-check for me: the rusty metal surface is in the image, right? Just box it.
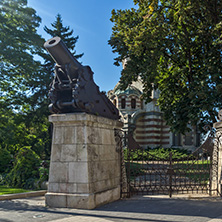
[44,37,119,120]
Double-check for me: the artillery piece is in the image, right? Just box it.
[44,37,120,120]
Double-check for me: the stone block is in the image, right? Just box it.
[45,193,67,208]
[87,144,100,161]
[77,183,90,193]
[48,182,59,193]
[58,183,68,193]
[103,160,118,180]
[49,162,68,183]
[99,145,117,161]
[75,126,85,144]
[88,161,97,183]
[95,189,112,206]
[87,127,102,144]
[88,161,107,182]
[68,162,88,183]
[63,127,76,144]
[92,179,116,193]
[112,185,121,200]
[67,183,77,193]
[95,186,120,207]
[60,144,77,162]
[101,129,112,145]
[66,193,95,209]
[76,144,88,161]
[51,144,61,162]
[114,177,121,186]
[88,160,118,183]
[89,181,101,193]
[53,127,64,144]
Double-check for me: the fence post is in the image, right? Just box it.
[169,152,173,198]
[211,122,222,196]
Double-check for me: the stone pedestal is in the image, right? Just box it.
[45,113,123,209]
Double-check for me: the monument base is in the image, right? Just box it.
[45,186,120,209]
[45,113,123,209]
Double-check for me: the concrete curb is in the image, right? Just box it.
[0,190,47,201]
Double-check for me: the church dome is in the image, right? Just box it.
[114,85,142,96]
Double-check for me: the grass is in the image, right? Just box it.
[0,185,30,195]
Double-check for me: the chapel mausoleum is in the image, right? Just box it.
[107,78,200,151]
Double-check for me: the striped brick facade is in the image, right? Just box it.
[134,112,170,147]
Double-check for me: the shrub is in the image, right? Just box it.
[38,160,49,184]
[0,147,12,173]
[5,146,41,189]
[124,147,191,161]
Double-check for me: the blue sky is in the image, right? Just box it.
[27,0,135,92]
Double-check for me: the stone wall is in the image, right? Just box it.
[45,113,123,209]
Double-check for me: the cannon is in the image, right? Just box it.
[44,36,120,120]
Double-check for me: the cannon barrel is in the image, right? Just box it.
[45,36,120,120]
[44,36,82,75]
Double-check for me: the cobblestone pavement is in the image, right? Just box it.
[0,195,222,222]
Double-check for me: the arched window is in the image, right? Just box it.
[173,133,181,146]
[131,98,136,109]
[121,98,126,109]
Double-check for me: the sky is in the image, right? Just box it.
[27,0,135,92]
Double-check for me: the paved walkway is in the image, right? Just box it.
[0,194,222,222]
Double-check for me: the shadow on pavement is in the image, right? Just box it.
[0,195,222,221]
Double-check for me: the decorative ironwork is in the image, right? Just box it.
[44,36,120,120]
[121,124,220,198]
[114,129,128,197]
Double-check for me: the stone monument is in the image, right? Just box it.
[44,37,122,209]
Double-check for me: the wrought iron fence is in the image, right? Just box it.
[116,126,220,198]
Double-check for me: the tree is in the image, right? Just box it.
[109,0,222,133]
[0,0,45,111]
[43,14,83,72]
[0,0,51,159]
[44,14,83,59]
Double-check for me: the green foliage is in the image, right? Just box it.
[0,110,51,159]
[0,0,54,161]
[124,147,191,161]
[0,3,84,190]
[0,147,12,174]
[44,13,84,59]
[0,0,45,111]
[109,0,222,133]
[5,146,41,189]
[38,160,49,184]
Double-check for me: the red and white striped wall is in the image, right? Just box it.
[133,112,171,148]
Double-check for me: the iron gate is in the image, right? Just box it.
[117,127,220,198]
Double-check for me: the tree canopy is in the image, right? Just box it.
[0,1,85,188]
[43,13,84,80]
[44,13,83,59]
[109,0,222,133]
[0,0,51,159]
[0,0,45,112]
